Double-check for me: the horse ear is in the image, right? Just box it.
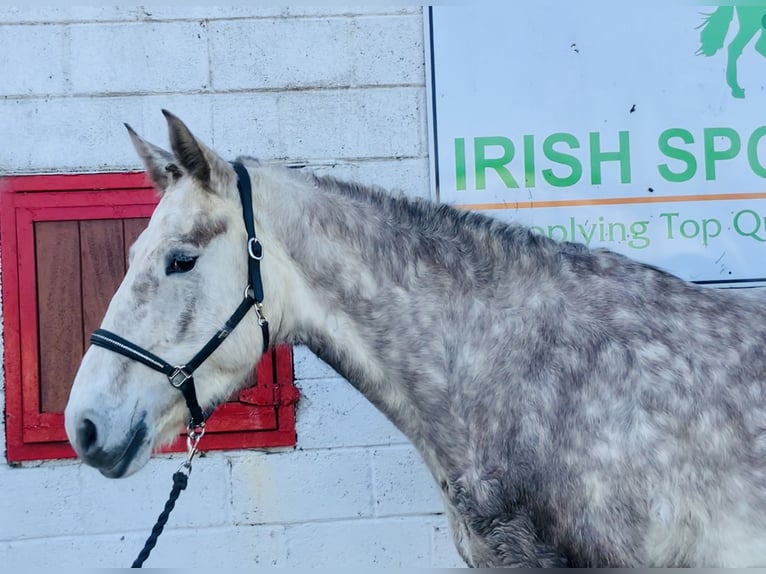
[125,123,179,196]
[162,109,234,194]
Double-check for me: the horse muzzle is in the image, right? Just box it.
[69,410,150,478]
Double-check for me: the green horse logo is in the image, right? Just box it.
[697,6,766,99]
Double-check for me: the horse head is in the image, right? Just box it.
[65,111,270,477]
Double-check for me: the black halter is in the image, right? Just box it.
[90,161,269,430]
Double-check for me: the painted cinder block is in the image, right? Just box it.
[429,516,467,567]
[371,446,444,517]
[0,25,68,96]
[0,97,144,172]
[0,524,286,568]
[67,21,209,94]
[0,95,214,173]
[229,448,374,524]
[210,88,426,161]
[208,15,424,91]
[127,523,288,568]
[292,344,339,380]
[295,377,409,450]
[283,516,431,567]
[0,455,229,541]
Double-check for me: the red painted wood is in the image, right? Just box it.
[122,218,150,265]
[1,184,25,458]
[275,344,299,404]
[258,346,275,383]
[274,346,298,440]
[80,219,126,339]
[23,412,67,442]
[204,402,277,431]
[239,349,274,405]
[17,207,45,443]
[2,173,298,462]
[1,172,151,193]
[35,221,84,413]
[24,203,157,223]
[160,427,297,454]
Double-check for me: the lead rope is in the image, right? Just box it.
[131,425,205,568]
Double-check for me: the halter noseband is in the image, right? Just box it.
[90,161,269,430]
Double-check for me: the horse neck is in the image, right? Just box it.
[252,166,494,439]
[253,169,426,378]
[253,171,452,435]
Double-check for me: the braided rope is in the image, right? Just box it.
[131,471,189,568]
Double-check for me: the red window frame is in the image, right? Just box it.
[1,173,298,462]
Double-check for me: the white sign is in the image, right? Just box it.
[427,3,766,284]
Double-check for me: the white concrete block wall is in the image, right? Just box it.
[0,6,464,568]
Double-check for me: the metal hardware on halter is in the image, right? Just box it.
[178,423,206,476]
[169,366,192,389]
[248,237,264,260]
[255,302,267,326]
[243,286,268,326]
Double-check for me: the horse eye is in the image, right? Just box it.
[166,253,198,275]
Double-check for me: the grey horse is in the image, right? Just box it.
[66,111,766,566]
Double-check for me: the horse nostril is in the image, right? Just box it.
[77,418,99,454]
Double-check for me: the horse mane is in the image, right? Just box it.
[237,155,538,246]
[236,156,677,293]
[312,170,569,257]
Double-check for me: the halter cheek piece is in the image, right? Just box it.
[90,161,269,430]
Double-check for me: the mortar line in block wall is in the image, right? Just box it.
[0,83,425,101]
[219,443,413,464]
[0,511,450,544]
[369,449,379,518]
[233,512,448,530]
[0,523,287,545]
[225,456,235,524]
[203,18,213,94]
[288,442,413,455]
[428,520,436,565]
[61,24,72,93]
[1,156,428,177]
[0,512,446,544]
[51,517,443,556]
[0,10,423,27]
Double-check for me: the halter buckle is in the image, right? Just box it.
[169,366,192,388]
[247,237,263,260]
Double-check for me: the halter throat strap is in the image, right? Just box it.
[232,160,270,352]
[90,161,269,429]
[232,161,265,305]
